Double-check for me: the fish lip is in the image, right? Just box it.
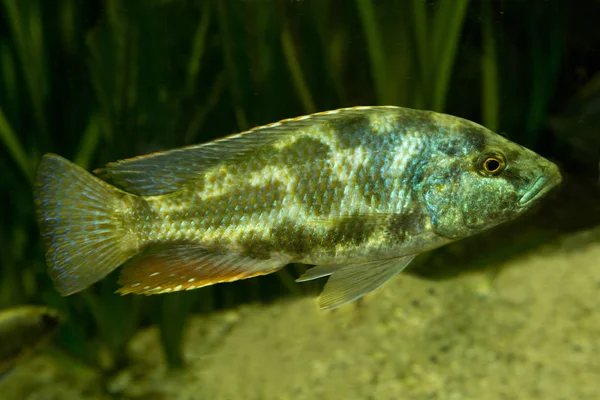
[518,170,562,207]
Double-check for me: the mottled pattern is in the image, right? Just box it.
[118,106,558,267]
[34,106,562,305]
[133,107,435,267]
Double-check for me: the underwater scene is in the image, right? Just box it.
[1,0,599,399]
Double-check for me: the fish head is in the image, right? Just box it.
[423,117,562,239]
[3,306,62,350]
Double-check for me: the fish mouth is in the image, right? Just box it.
[518,170,562,207]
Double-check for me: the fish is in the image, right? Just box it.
[33,106,562,310]
[0,306,61,379]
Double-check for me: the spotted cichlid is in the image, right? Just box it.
[34,106,561,310]
[0,306,61,378]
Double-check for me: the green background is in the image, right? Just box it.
[0,0,598,372]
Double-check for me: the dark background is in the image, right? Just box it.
[0,0,598,372]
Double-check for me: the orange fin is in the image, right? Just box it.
[117,244,289,295]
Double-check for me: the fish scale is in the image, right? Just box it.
[34,106,561,309]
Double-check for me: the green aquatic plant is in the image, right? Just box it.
[0,0,567,372]
[356,0,469,110]
[480,0,499,132]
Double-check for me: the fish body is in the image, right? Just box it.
[34,106,561,309]
[0,306,61,377]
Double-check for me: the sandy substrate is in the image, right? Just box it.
[3,228,600,400]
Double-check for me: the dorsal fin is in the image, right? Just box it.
[94,106,401,196]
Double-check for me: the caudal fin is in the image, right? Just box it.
[34,154,139,295]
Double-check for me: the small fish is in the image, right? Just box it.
[0,306,61,378]
[34,106,562,310]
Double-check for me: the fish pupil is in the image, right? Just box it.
[485,158,501,172]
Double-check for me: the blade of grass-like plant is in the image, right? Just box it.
[481,1,499,132]
[86,0,128,145]
[0,106,32,183]
[0,227,26,306]
[524,1,563,146]
[1,0,49,142]
[411,0,428,108]
[78,290,112,366]
[185,2,211,96]
[87,0,141,149]
[197,286,215,314]
[328,27,348,104]
[276,268,302,296]
[159,292,195,368]
[281,25,316,114]
[308,2,347,104]
[80,282,144,370]
[73,112,101,170]
[356,0,388,104]
[86,38,112,142]
[58,0,77,54]
[103,288,143,369]
[215,1,249,130]
[249,5,277,120]
[0,42,19,119]
[106,0,130,119]
[387,4,414,107]
[431,0,469,112]
[184,72,226,144]
[39,287,95,364]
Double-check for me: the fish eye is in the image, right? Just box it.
[479,154,505,175]
[39,312,60,329]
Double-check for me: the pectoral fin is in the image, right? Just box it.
[296,265,339,282]
[316,255,416,310]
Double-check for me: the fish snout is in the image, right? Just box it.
[518,166,562,207]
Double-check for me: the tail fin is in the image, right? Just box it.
[34,154,139,295]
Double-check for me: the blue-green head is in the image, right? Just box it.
[421,115,562,239]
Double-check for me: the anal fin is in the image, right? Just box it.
[117,244,289,295]
[315,255,416,310]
